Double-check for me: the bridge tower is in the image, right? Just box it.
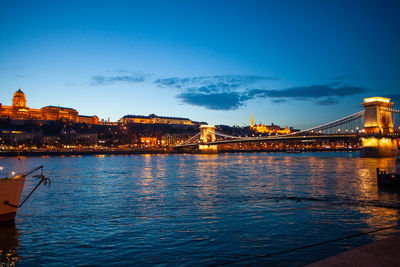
[361,97,399,157]
[199,125,218,153]
[362,97,394,134]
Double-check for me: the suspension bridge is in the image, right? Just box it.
[174,97,400,157]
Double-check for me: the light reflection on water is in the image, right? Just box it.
[0,222,20,266]
[0,151,399,266]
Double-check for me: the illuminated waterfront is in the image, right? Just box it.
[1,152,400,266]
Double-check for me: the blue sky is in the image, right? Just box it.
[1,0,399,128]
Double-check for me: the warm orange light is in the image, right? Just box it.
[200,125,215,129]
[363,97,391,103]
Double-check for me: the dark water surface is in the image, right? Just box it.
[1,152,400,266]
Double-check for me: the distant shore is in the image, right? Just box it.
[0,150,176,157]
[0,148,358,157]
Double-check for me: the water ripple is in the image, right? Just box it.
[0,152,399,266]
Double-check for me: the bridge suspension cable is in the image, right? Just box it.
[379,107,400,113]
[175,132,201,147]
[390,108,400,131]
[292,110,365,135]
[377,107,400,131]
[206,130,241,139]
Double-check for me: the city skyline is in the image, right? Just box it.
[1,0,400,129]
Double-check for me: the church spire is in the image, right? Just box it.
[251,113,254,127]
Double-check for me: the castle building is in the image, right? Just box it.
[0,89,99,124]
[119,114,194,125]
[250,114,291,134]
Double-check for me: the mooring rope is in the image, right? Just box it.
[4,166,51,208]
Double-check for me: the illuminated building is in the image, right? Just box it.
[0,89,99,124]
[78,115,99,124]
[361,97,394,134]
[199,125,218,153]
[250,115,291,134]
[360,96,398,157]
[140,137,158,146]
[119,114,194,125]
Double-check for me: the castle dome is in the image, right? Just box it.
[12,89,27,108]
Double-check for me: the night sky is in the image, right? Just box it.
[1,0,399,128]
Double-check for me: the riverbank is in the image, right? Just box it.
[0,149,176,157]
[0,148,358,157]
[307,234,400,266]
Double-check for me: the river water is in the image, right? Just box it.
[1,152,399,266]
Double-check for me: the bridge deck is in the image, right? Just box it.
[174,133,400,148]
[175,134,364,148]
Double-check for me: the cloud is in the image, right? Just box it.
[155,74,278,110]
[156,74,367,109]
[91,71,148,85]
[88,71,367,110]
[155,77,185,88]
[331,72,359,82]
[271,99,287,104]
[177,92,250,110]
[0,65,24,72]
[316,98,340,105]
[155,75,277,90]
[246,85,364,107]
[327,71,362,87]
[248,85,366,100]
